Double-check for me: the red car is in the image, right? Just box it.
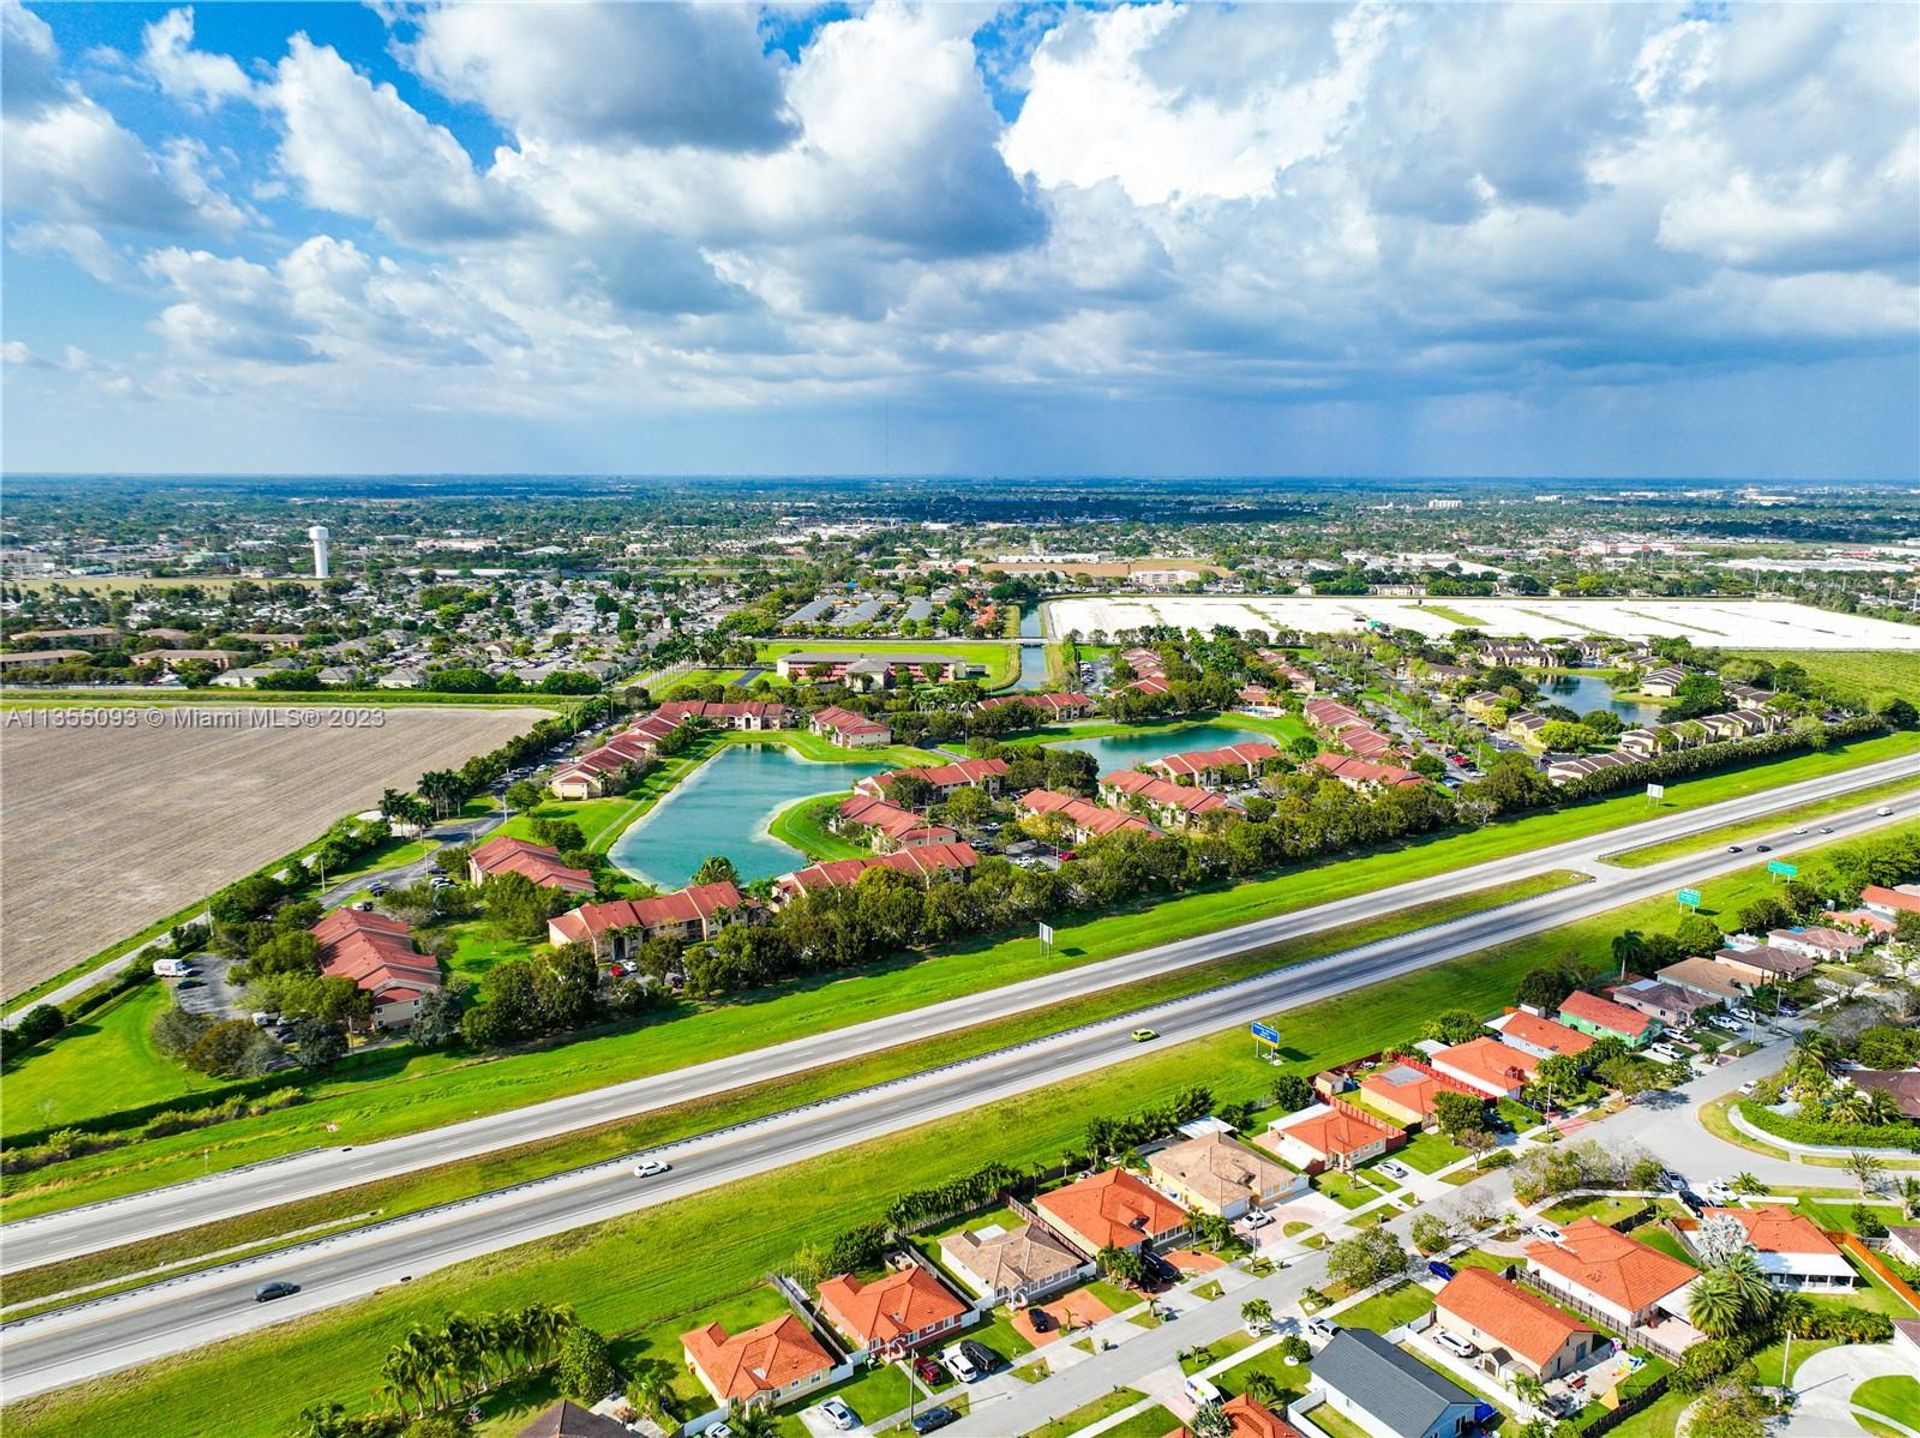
[913,1357,946,1385]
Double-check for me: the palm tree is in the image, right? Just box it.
[1243,1371,1284,1406]
[1794,1030,1837,1066]
[1849,1149,1886,1197]
[1611,930,1647,979]
[1901,1175,1920,1220]
[1714,1249,1773,1323]
[295,1401,352,1438]
[1240,1298,1273,1331]
[393,1325,443,1413]
[729,1403,780,1438]
[1863,1090,1905,1127]
[441,1313,485,1397]
[1688,1271,1747,1339]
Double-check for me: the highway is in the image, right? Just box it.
[1,780,1912,1399]
[3,751,1914,1279]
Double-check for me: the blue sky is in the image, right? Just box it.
[3,0,1916,478]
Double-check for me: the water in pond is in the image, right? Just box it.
[1014,643,1049,691]
[607,743,889,889]
[1044,725,1277,772]
[1543,672,1660,724]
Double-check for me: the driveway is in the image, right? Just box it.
[1781,1342,1920,1437]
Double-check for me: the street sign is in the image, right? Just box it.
[1646,783,1665,801]
[1767,861,1798,880]
[1676,888,1702,908]
[1250,1022,1281,1045]
[1038,922,1055,945]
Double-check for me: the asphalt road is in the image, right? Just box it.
[2,779,1912,1398]
[4,752,1913,1279]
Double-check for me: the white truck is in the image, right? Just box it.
[152,958,194,978]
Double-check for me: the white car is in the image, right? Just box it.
[820,1397,859,1431]
[1528,1221,1563,1242]
[1378,1160,1412,1180]
[1738,1080,1759,1095]
[1435,1331,1477,1359]
[632,1158,670,1178]
[942,1345,980,1383]
[1243,1210,1275,1230]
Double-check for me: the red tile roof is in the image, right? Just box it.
[1436,1268,1595,1368]
[469,836,594,894]
[1173,1395,1306,1438]
[1433,1037,1540,1095]
[1863,885,1920,915]
[1272,1105,1401,1160]
[813,704,891,738]
[311,910,440,1000]
[680,1314,835,1401]
[1101,768,1228,816]
[1021,789,1156,837]
[818,1266,967,1345]
[548,882,744,944]
[1035,1168,1189,1253]
[1703,1206,1844,1258]
[1312,752,1423,788]
[1149,742,1283,779]
[778,843,979,896]
[1527,1217,1697,1312]
[1559,989,1652,1038]
[1498,1011,1595,1057]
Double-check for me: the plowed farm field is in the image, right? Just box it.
[0,705,547,995]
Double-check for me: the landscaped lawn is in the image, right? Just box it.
[1852,1375,1920,1431]
[1098,1405,1181,1438]
[1630,1228,1695,1265]
[773,1361,915,1438]
[1020,1387,1147,1438]
[756,639,1023,691]
[1395,1131,1469,1174]
[962,1311,1037,1362]
[1540,1195,1682,1228]
[767,791,870,861]
[1313,1171,1380,1210]
[1300,1400,1373,1438]
[1337,1281,1436,1333]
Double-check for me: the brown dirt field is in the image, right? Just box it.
[0,705,548,995]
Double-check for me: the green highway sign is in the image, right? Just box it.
[1767,861,1798,879]
[1676,888,1702,908]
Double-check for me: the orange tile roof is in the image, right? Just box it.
[1559,989,1652,1038]
[818,1266,967,1346]
[470,836,595,894]
[1436,1268,1595,1368]
[1359,1062,1479,1118]
[680,1314,834,1401]
[1499,1012,1594,1057]
[1171,1394,1306,1438]
[1704,1206,1844,1258]
[1035,1168,1190,1252]
[1275,1105,1401,1160]
[1434,1037,1540,1094]
[1527,1217,1698,1312]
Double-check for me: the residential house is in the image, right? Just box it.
[1690,1208,1854,1292]
[1885,1227,1920,1269]
[378,665,426,689]
[1726,683,1774,711]
[132,647,235,672]
[11,625,120,648]
[772,844,978,905]
[1848,1070,1920,1120]
[1655,958,1745,1003]
[655,699,792,730]
[855,757,1007,801]
[1173,1395,1306,1438]
[834,793,958,851]
[467,836,594,895]
[1478,641,1555,669]
[311,908,442,1029]
[1262,1102,1403,1174]
[513,1401,631,1438]
[1144,1133,1302,1219]
[1462,691,1505,720]
[1433,1268,1597,1382]
[978,692,1095,721]
[1100,769,1228,828]
[548,729,657,800]
[0,649,89,668]
[680,1314,838,1410]
[1431,1037,1540,1100]
[1358,1060,1481,1129]
[1021,789,1157,842]
[1309,1329,1484,1438]
[938,1222,1088,1307]
[1304,698,1366,732]
[1766,926,1871,963]
[1488,1011,1594,1061]
[1034,1168,1190,1257]
[817,1264,970,1353]
[1712,944,1816,987]
[1559,990,1657,1047]
[546,881,746,960]
[1607,980,1716,1029]
[1524,1217,1699,1333]
[1146,742,1283,788]
[1641,666,1689,698]
[1506,711,1550,744]
[1861,885,1920,922]
[210,666,276,688]
[1313,753,1424,790]
[776,651,983,687]
[810,704,894,748]
[1547,752,1638,785]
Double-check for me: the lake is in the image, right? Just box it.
[1042,724,1277,772]
[606,743,890,889]
[1543,672,1660,724]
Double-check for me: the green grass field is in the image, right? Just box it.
[1735,650,1920,711]
[4,839,1894,1438]
[1607,774,1920,867]
[1853,1376,1920,1432]
[766,791,870,861]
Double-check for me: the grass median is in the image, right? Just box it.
[5,729,1913,1215]
[1605,773,1920,868]
[5,871,1584,1310]
[9,841,1872,1438]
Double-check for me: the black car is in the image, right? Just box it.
[959,1339,999,1374]
[1029,1308,1056,1333]
[254,1281,301,1303]
[1142,1252,1179,1285]
[912,1407,960,1435]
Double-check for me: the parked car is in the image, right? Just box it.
[1143,1252,1179,1285]
[913,1356,947,1384]
[1027,1308,1056,1333]
[912,1407,960,1435]
[1528,1221,1562,1242]
[942,1345,980,1383]
[1659,1170,1686,1192]
[632,1158,670,1178]
[959,1339,998,1374]
[1307,1317,1340,1342]
[819,1397,859,1432]
[1243,1210,1275,1230]
[255,1281,301,1303]
[368,882,388,896]
[1427,1260,1457,1281]
[1435,1331,1477,1359]
[1378,1160,1411,1180]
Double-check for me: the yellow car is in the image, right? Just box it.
[1131,1028,1158,1042]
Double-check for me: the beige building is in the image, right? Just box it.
[939,1222,1086,1306]
[1144,1134,1303,1219]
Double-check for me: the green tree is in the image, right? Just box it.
[692,855,740,887]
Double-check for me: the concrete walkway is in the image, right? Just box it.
[1781,1342,1920,1437]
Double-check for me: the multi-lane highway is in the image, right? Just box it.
[5,749,1913,1274]
[2,775,1912,1399]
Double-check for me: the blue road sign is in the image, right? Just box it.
[1250,1022,1281,1044]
